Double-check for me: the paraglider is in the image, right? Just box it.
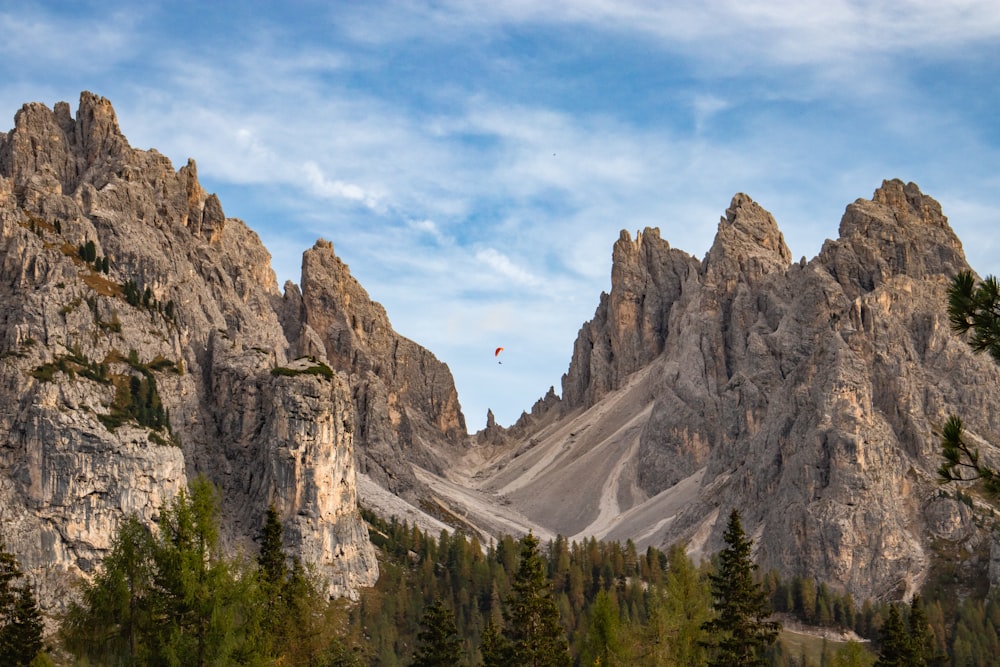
[495,347,504,364]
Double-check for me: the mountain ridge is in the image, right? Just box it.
[0,93,997,615]
[478,178,997,602]
[0,92,398,609]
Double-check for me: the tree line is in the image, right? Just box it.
[1,475,998,664]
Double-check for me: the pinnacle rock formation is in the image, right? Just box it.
[0,92,481,609]
[282,239,467,495]
[561,227,698,409]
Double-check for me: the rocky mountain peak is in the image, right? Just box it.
[703,193,792,283]
[1,92,129,198]
[841,179,959,243]
[560,226,698,409]
[72,91,128,168]
[0,93,398,610]
[870,178,946,226]
[494,180,1000,604]
[290,237,467,494]
[823,179,967,296]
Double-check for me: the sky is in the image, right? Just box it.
[1,1,998,431]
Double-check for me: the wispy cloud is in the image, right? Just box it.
[302,161,382,209]
[475,248,542,288]
[0,6,141,69]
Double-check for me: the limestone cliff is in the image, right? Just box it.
[282,240,467,496]
[0,92,389,608]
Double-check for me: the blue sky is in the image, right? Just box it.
[2,1,999,430]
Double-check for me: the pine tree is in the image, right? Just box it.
[0,534,44,666]
[279,558,347,666]
[701,509,780,667]
[146,476,247,665]
[580,589,626,666]
[906,596,942,667]
[940,271,1000,495]
[480,616,508,667]
[411,597,464,667]
[874,604,910,667]
[251,504,289,660]
[503,533,571,667]
[258,505,287,586]
[640,542,710,666]
[61,482,361,666]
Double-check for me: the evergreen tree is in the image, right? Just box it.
[0,534,44,666]
[412,597,464,667]
[61,482,360,666]
[503,533,571,667]
[579,589,626,666]
[148,476,244,665]
[940,271,1000,495]
[6,584,44,665]
[874,604,911,667]
[252,504,288,660]
[61,515,156,664]
[480,615,509,667]
[907,596,939,666]
[279,558,351,666]
[258,504,287,588]
[948,271,1000,363]
[639,542,710,666]
[701,509,780,667]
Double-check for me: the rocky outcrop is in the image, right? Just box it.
[561,227,699,409]
[0,92,398,608]
[505,181,1000,602]
[281,239,467,495]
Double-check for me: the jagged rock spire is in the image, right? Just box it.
[822,179,967,296]
[704,193,792,284]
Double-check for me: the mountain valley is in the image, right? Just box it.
[0,93,998,621]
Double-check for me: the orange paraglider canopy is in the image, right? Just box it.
[494,347,504,357]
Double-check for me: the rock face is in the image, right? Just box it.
[497,180,1000,601]
[561,227,698,409]
[0,92,435,607]
[282,240,467,496]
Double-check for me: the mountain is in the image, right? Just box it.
[0,92,470,609]
[423,181,1000,603]
[1,93,997,614]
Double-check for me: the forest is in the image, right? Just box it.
[3,476,1000,665]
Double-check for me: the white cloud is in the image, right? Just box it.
[0,7,141,69]
[691,94,730,132]
[339,1,1000,59]
[301,161,381,208]
[407,219,448,244]
[475,248,541,288]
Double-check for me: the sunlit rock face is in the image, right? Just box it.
[282,238,468,497]
[0,92,393,608]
